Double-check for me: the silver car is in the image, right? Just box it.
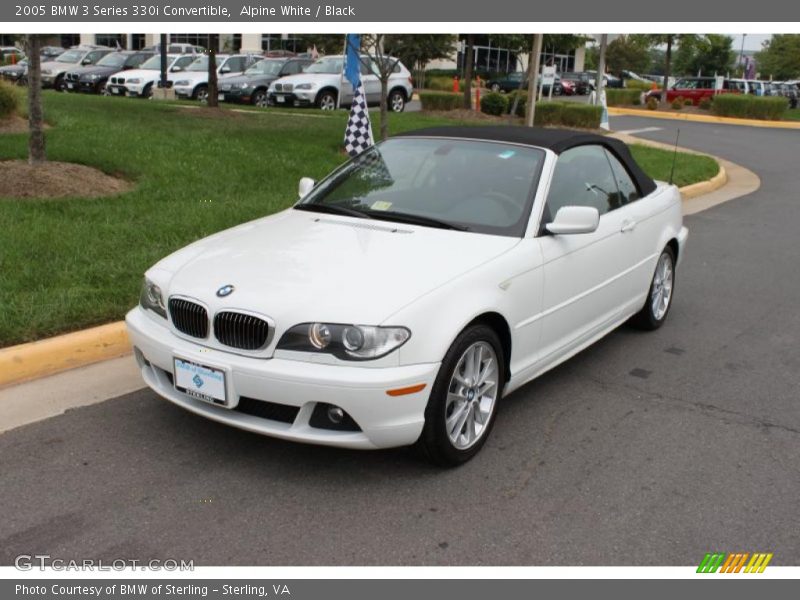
[267,55,413,112]
[40,46,112,91]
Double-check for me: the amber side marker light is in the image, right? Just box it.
[386,383,427,397]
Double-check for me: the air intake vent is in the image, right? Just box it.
[214,311,270,350]
[168,298,209,339]
[235,397,299,424]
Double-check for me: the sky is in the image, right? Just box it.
[730,34,772,52]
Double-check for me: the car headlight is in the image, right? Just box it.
[86,74,99,81]
[294,83,315,90]
[175,80,190,87]
[139,278,167,319]
[41,69,52,75]
[277,323,410,360]
[237,82,251,89]
[127,78,142,84]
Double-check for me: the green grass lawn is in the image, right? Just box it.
[0,93,717,347]
[782,109,800,121]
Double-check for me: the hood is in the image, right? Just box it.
[153,208,519,329]
[73,65,116,78]
[219,73,277,86]
[272,72,335,86]
[42,59,78,72]
[111,67,157,80]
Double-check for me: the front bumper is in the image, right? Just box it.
[106,83,129,96]
[126,307,439,450]
[174,85,195,99]
[218,89,250,103]
[268,91,314,107]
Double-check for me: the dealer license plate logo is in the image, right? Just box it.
[173,358,227,405]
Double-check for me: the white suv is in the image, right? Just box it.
[172,54,260,102]
[106,54,197,98]
[267,55,414,111]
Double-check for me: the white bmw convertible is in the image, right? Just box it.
[126,126,688,465]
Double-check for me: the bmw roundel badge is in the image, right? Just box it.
[216,284,235,298]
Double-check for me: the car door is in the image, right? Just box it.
[361,58,382,104]
[536,144,642,363]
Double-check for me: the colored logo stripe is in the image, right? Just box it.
[697,552,773,573]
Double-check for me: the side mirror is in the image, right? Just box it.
[81,58,92,65]
[170,66,182,72]
[545,206,600,235]
[298,177,315,198]
[220,66,231,74]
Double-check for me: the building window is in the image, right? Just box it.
[131,34,146,50]
[95,34,126,49]
[60,34,80,48]
[261,34,307,54]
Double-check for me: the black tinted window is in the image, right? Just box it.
[545,145,620,221]
[605,149,640,206]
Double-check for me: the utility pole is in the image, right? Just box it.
[738,33,747,77]
[525,34,542,127]
[594,34,608,105]
[159,33,167,90]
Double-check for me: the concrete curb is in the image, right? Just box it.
[0,322,130,389]
[0,140,755,391]
[608,106,800,129]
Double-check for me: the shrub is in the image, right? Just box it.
[419,91,463,111]
[0,80,19,119]
[671,97,684,110]
[507,90,528,117]
[698,96,713,110]
[625,80,653,91]
[684,97,694,106]
[606,89,642,106]
[533,102,563,125]
[646,96,659,110]
[557,103,603,128]
[711,94,788,120]
[480,92,508,116]
[426,76,456,92]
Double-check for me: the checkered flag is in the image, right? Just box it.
[344,82,374,157]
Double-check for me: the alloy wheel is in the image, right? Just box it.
[651,252,674,321]
[445,341,499,450]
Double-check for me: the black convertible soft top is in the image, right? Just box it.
[395,125,657,197]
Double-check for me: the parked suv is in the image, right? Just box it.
[64,50,154,93]
[172,54,261,102]
[41,46,112,91]
[107,53,197,97]
[267,55,414,112]
[219,57,313,106]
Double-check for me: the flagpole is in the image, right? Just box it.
[337,34,347,110]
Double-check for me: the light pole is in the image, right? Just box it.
[739,34,747,78]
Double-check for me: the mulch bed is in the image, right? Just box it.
[0,115,29,134]
[0,160,133,199]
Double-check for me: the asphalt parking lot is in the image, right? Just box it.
[1,116,799,566]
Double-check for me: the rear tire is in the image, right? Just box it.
[387,89,406,113]
[416,324,505,467]
[631,246,676,330]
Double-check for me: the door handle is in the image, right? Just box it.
[620,219,637,233]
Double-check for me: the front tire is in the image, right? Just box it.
[194,85,208,103]
[632,246,676,330]
[316,89,337,110]
[416,324,505,467]
[252,89,268,108]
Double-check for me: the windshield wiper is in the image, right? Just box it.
[365,210,468,231]
[293,203,373,219]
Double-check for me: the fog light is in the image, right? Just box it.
[327,406,345,424]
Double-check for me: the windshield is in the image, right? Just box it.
[245,60,283,75]
[56,50,84,63]
[305,57,344,74]
[187,56,209,71]
[96,53,128,68]
[298,138,544,236]
[140,54,176,70]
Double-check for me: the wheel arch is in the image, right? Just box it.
[465,312,512,383]
[315,86,339,103]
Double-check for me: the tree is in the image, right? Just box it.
[207,33,219,107]
[642,35,693,107]
[383,34,456,89]
[361,35,402,142]
[302,35,346,55]
[462,34,475,109]
[605,35,652,75]
[674,34,734,76]
[756,34,800,80]
[25,34,46,164]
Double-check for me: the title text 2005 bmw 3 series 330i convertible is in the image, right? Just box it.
[126,126,688,466]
